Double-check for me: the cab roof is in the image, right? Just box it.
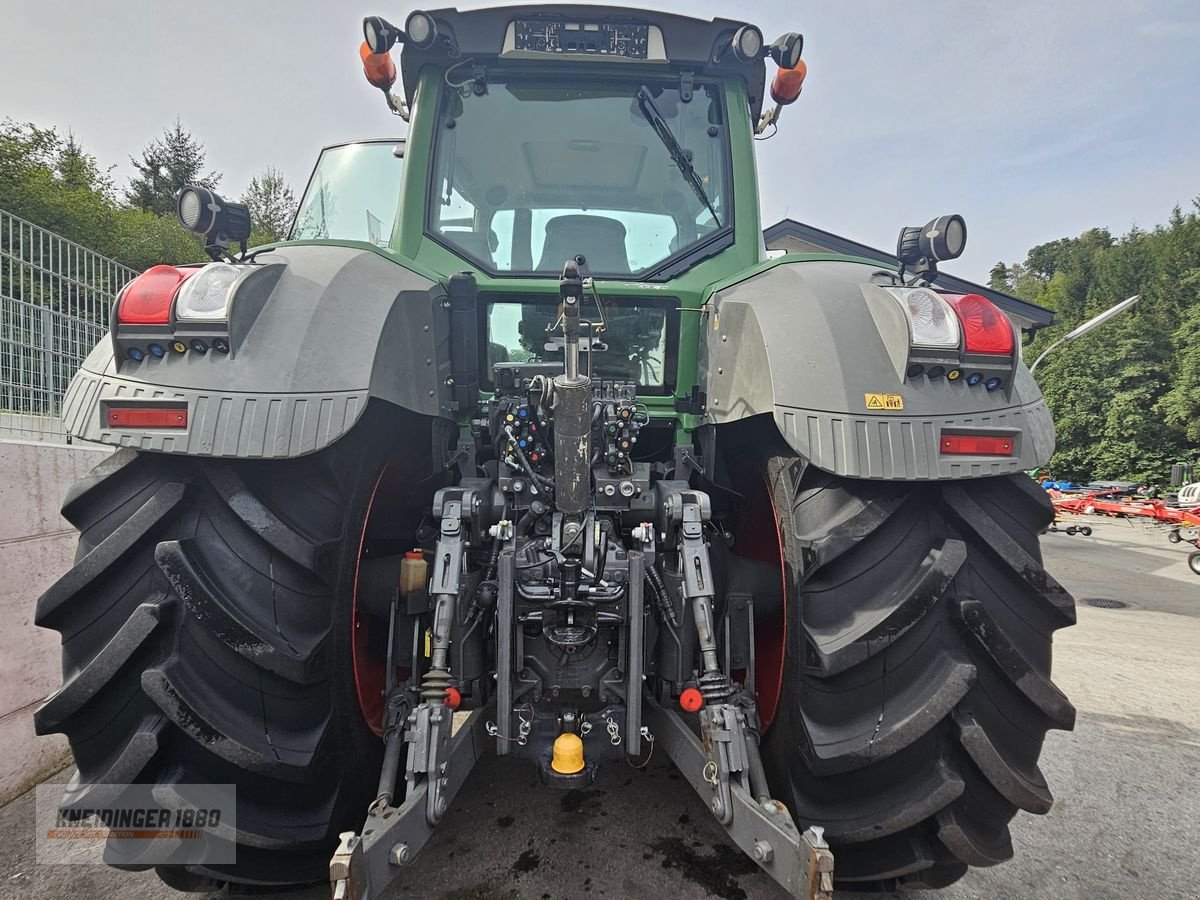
[400,5,769,121]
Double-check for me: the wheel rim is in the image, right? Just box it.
[351,472,388,735]
[731,472,787,731]
[350,460,418,735]
[1189,552,1200,576]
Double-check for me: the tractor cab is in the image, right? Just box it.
[352,6,805,287]
[286,6,805,406]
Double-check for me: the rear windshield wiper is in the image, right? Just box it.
[636,85,721,227]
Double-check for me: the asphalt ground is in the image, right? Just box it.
[3,515,1198,900]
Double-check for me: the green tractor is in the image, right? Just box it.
[37,6,1076,897]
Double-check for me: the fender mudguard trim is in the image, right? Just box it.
[63,365,368,458]
[774,399,1054,480]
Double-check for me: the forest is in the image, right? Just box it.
[1,118,1196,484]
[992,201,1200,484]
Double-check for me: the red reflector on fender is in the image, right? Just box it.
[107,406,188,428]
[940,434,1013,456]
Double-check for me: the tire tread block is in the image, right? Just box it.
[831,832,937,883]
[936,806,1015,868]
[808,539,967,676]
[36,482,187,629]
[956,599,1076,731]
[151,767,337,849]
[796,759,965,844]
[955,709,1053,814]
[141,665,320,782]
[792,478,913,570]
[155,539,326,685]
[904,861,970,889]
[60,450,149,529]
[801,655,976,775]
[62,716,166,799]
[941,484,1075,627]
[35,596,172,734]
[203,465,321,571]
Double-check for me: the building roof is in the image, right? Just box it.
[763,218,1054,330]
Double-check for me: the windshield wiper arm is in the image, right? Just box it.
[636,86,721,227]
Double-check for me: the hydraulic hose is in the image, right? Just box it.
[645,565,678,626]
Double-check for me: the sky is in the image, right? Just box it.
[1,0,1198,282]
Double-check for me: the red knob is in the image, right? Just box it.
[679,687,704,713]
[444,686,462,710]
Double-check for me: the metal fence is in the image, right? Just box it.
[0,210,137,441]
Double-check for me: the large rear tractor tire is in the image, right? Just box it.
[755,450,1076,890]
[34,405,435,889]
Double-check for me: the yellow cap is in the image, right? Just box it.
[551,732,585,774]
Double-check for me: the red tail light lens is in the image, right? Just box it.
[940,433,1014,456]
[945,293,1014,355]
[116,266,197,325]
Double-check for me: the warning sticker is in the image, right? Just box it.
[865,393,904,411]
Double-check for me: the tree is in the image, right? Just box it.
[1025,202,1200,481]
[1,119,118,262]
[58,131,114,199]
[1158,267,1200,444]
[988,261,1010,292]
[1,119,206,275]
[240,166,297,244]
[125,119,220,216]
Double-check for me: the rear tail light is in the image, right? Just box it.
[945,293,1014,355]
[940,433,1013,456]
[106,405,188,429]
[116,266,198,325]
[884,287,961,350]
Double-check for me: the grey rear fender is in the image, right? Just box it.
[702,259,1055,480]
[63,245,454,457]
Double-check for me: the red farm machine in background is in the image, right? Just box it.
[1051,488,1200,576]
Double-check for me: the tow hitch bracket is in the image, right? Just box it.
[643,697,835,900]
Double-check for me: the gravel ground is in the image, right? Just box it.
[3,516,1198,900]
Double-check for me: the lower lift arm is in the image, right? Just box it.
[651,487,835,900]
[331,487,496,900]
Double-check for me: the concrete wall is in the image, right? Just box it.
[0,439,111,805]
